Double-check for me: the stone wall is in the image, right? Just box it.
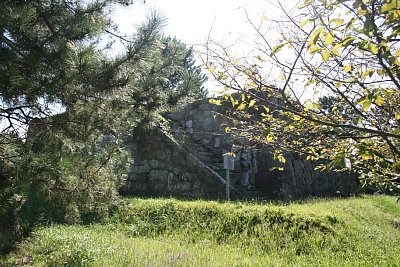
[124,98,358,199]
[254,148,358,198]
[122,129,226,199]
[167,99,358,198]
[168,100,232,154]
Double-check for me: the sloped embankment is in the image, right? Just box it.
[2,196,400,266]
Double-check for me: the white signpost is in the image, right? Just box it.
[223,153,235,200]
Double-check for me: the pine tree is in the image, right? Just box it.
[0,1,206,253]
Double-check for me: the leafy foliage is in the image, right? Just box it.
[0,0,206,253]
[203,0,400,194]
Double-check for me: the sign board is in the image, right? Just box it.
[223,153,235,170]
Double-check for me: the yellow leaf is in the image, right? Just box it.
[333,19,344,27]
[361,154,373,160]
[375,95,384,106]
[396,49,400,58]
[304,100,312,111]
[322,50,330,62]
[209,99,222,106]
[267,133,274,142]
[357,8,367,16]
[231,99,238,108]
[277,154,286,164]
[313,102,321,110]
[381,2,398,13]
[343,65,352,72]
[260,15,268,20]
[308,45,321,54]
[237,102,246,110]
[395,112,400,120]
[248,99,256,108]
[369,44,379,55]
[360,97,372,112]
[325,33,334,45]
[332,43,341,56]
[361,69,374,80]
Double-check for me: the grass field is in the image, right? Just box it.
[1,195,399,266]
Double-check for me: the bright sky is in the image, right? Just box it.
[111,0,300,93]
[113,0,274,46]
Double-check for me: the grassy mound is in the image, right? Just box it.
[1,196,399,266]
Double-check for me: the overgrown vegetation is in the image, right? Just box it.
[0,0,206,253]
[204,0,400,194]
[2,0,399,264]
[2,196,399,266]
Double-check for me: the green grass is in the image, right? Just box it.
[2,195,400,266]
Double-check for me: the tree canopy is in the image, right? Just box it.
[204,0,400,194]
[0,0,206,253]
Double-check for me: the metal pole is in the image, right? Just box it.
[226,169,230,200]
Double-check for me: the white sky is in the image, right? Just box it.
[113,0,275,46]
[111,0,300,93]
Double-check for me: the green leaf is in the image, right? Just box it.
[271,43,285,55]
[361,69,374,80]
[300,19,310,28]
[256,55,264,62]
[299,0,313,9]
[362,100,372,112]
[341,36,356,47]
[309,28,324,45]
[358,94,372,112]
[363,16,374,33]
